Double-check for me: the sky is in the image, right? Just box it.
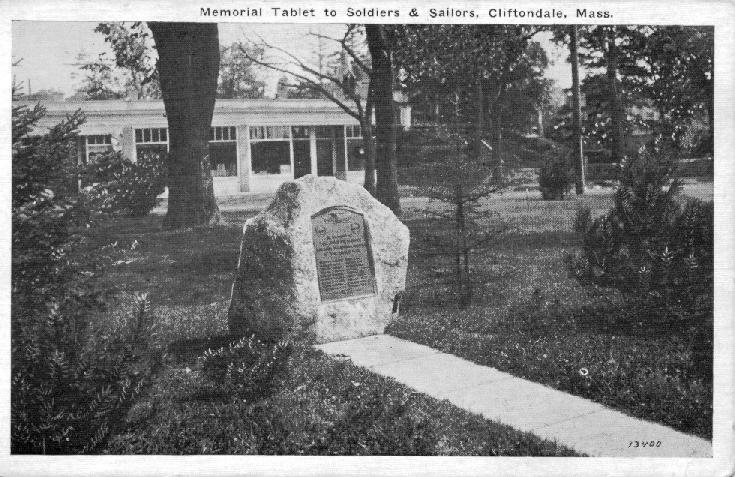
[11,21,573,98]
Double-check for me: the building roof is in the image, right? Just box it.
[13,98,361,135]
[13,98,350,115]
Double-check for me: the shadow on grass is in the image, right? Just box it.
[90,217,244,307]
[220,209,263,226]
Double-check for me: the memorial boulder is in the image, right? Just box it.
[228,175,409,343]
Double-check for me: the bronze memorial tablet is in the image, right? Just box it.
[311,207,376,301]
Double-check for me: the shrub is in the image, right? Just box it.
[570,140,713,336]
[573,206,593,234]
[84,150,166,217]
[199,335,292,403]
[13,103,83,208]
[12,99,163,453]
[538,152,573,200]
[12,294,163,454]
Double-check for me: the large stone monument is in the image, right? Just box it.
[228,175,409,343]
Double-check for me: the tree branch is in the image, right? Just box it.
[249,35,365,107]
[236,44,364,121]
[307,30,372,76]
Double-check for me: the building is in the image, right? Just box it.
[15,98,411,195]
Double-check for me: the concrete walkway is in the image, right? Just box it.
[315,334,712,457]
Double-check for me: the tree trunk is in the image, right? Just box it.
[149,22,220,228]
[607,27,626,164]
[537,107,545,138]
[492,106,503,159]
[474,79,484,159]
[366,25,401,215]
[454,185,471,308]
[570,25,586,194]
[362,84,377,195]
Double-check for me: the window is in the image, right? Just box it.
[251,142,290,174]
[291,126,310,139]
[345,125,362,138]
[345,125,364,171]
[314,126,334,138]
[82,134,113,164]
[135,127,168,144]
[250,125,291,174]
[135,127,168,158]
[209,126,237,177]
[209,126,237,142]
[347,139,364,171]
[250,126,290,141]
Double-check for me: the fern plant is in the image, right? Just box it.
[199,335,292,403]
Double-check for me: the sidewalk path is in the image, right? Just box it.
[316,334,712,457]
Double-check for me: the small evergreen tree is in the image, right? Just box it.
[417,128,508,308]
[569,138,713,375]
[12,87,162,454]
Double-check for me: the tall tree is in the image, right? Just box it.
[550,25,586,192]
[366,25,400,214]
[394,25,546,160]
[569,26,585,194]
[573,26,649,160]
[638,26,714,153]
[217,42,266,99]
[94,22,160,99]
[605,27,626,164]
[149,22,220,228]
[75,53,127,100]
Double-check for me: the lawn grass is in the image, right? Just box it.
[388,183,713,439]
[89,175,712,452]
[93,211,579,455]
[106,344,578,456]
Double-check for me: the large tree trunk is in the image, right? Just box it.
[570,25,586,194]
[607,27,626,164]
[149,22,220,228]
[366,25,401,215]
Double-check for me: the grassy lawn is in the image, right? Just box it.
[388,180,713,439]
[92,211,578,455]
[86,173,711,452]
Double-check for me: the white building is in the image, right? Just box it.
[16,99,411,195]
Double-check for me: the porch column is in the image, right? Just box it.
[121,125,137,162]
[309,127,318,176]
[237,125,251,192]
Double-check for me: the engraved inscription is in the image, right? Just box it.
[312,207,375,301]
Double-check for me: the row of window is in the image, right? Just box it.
[249,125,363,141]
[86,134,112,145]
[80,125,365,178]
[132,125,363,144]
[210,126,237,142]
[134,127,238,144]
[135,128,168,144]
